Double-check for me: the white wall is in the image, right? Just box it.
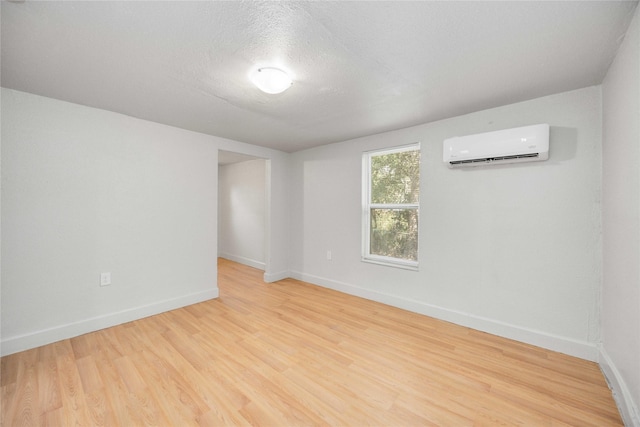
[290,86,602,360]
[602,5,640,426]
[1,89,290,355]
[218,159,267,270]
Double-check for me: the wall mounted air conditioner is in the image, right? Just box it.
[443,124,549,168]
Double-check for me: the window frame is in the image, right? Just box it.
[362,143,420,271]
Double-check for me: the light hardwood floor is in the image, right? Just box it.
[1,258,623,426]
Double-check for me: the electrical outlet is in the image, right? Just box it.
[100,272,111,286]
[327,250,332,260]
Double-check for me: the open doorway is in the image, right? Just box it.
[218,150,268,272]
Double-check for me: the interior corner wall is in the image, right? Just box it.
[218,159,267,270]
[0,88,289,356]
[601,4,640,426]
[289,86,603,361]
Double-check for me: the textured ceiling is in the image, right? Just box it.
[1,1,637,153]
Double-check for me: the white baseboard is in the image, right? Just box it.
[599,346,640,427]
[263,270,290,283]
[0,288,218,357]
[219,253,265,271]
[290,270,598,361]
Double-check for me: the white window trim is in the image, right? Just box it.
[362,143,420,271]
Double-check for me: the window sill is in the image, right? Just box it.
[361,256,419,271]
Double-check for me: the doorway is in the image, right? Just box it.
[218,150,269,272]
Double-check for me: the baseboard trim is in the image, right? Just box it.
[599,346,640,427]
[0,288,218,357]
[263,270,289,283]
[290,270,598,361]
[219,253,265,271]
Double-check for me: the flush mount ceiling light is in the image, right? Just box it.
[250,67,293,94]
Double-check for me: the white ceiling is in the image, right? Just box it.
[2,1,637,153]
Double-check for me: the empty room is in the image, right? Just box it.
[1,1,639,426]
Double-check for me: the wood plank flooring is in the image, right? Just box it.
[1,258,623,426]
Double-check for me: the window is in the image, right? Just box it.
[362,143,420,270]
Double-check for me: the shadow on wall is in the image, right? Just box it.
[550,126,578,163]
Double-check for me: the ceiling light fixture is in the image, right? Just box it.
[250,67,293,94]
